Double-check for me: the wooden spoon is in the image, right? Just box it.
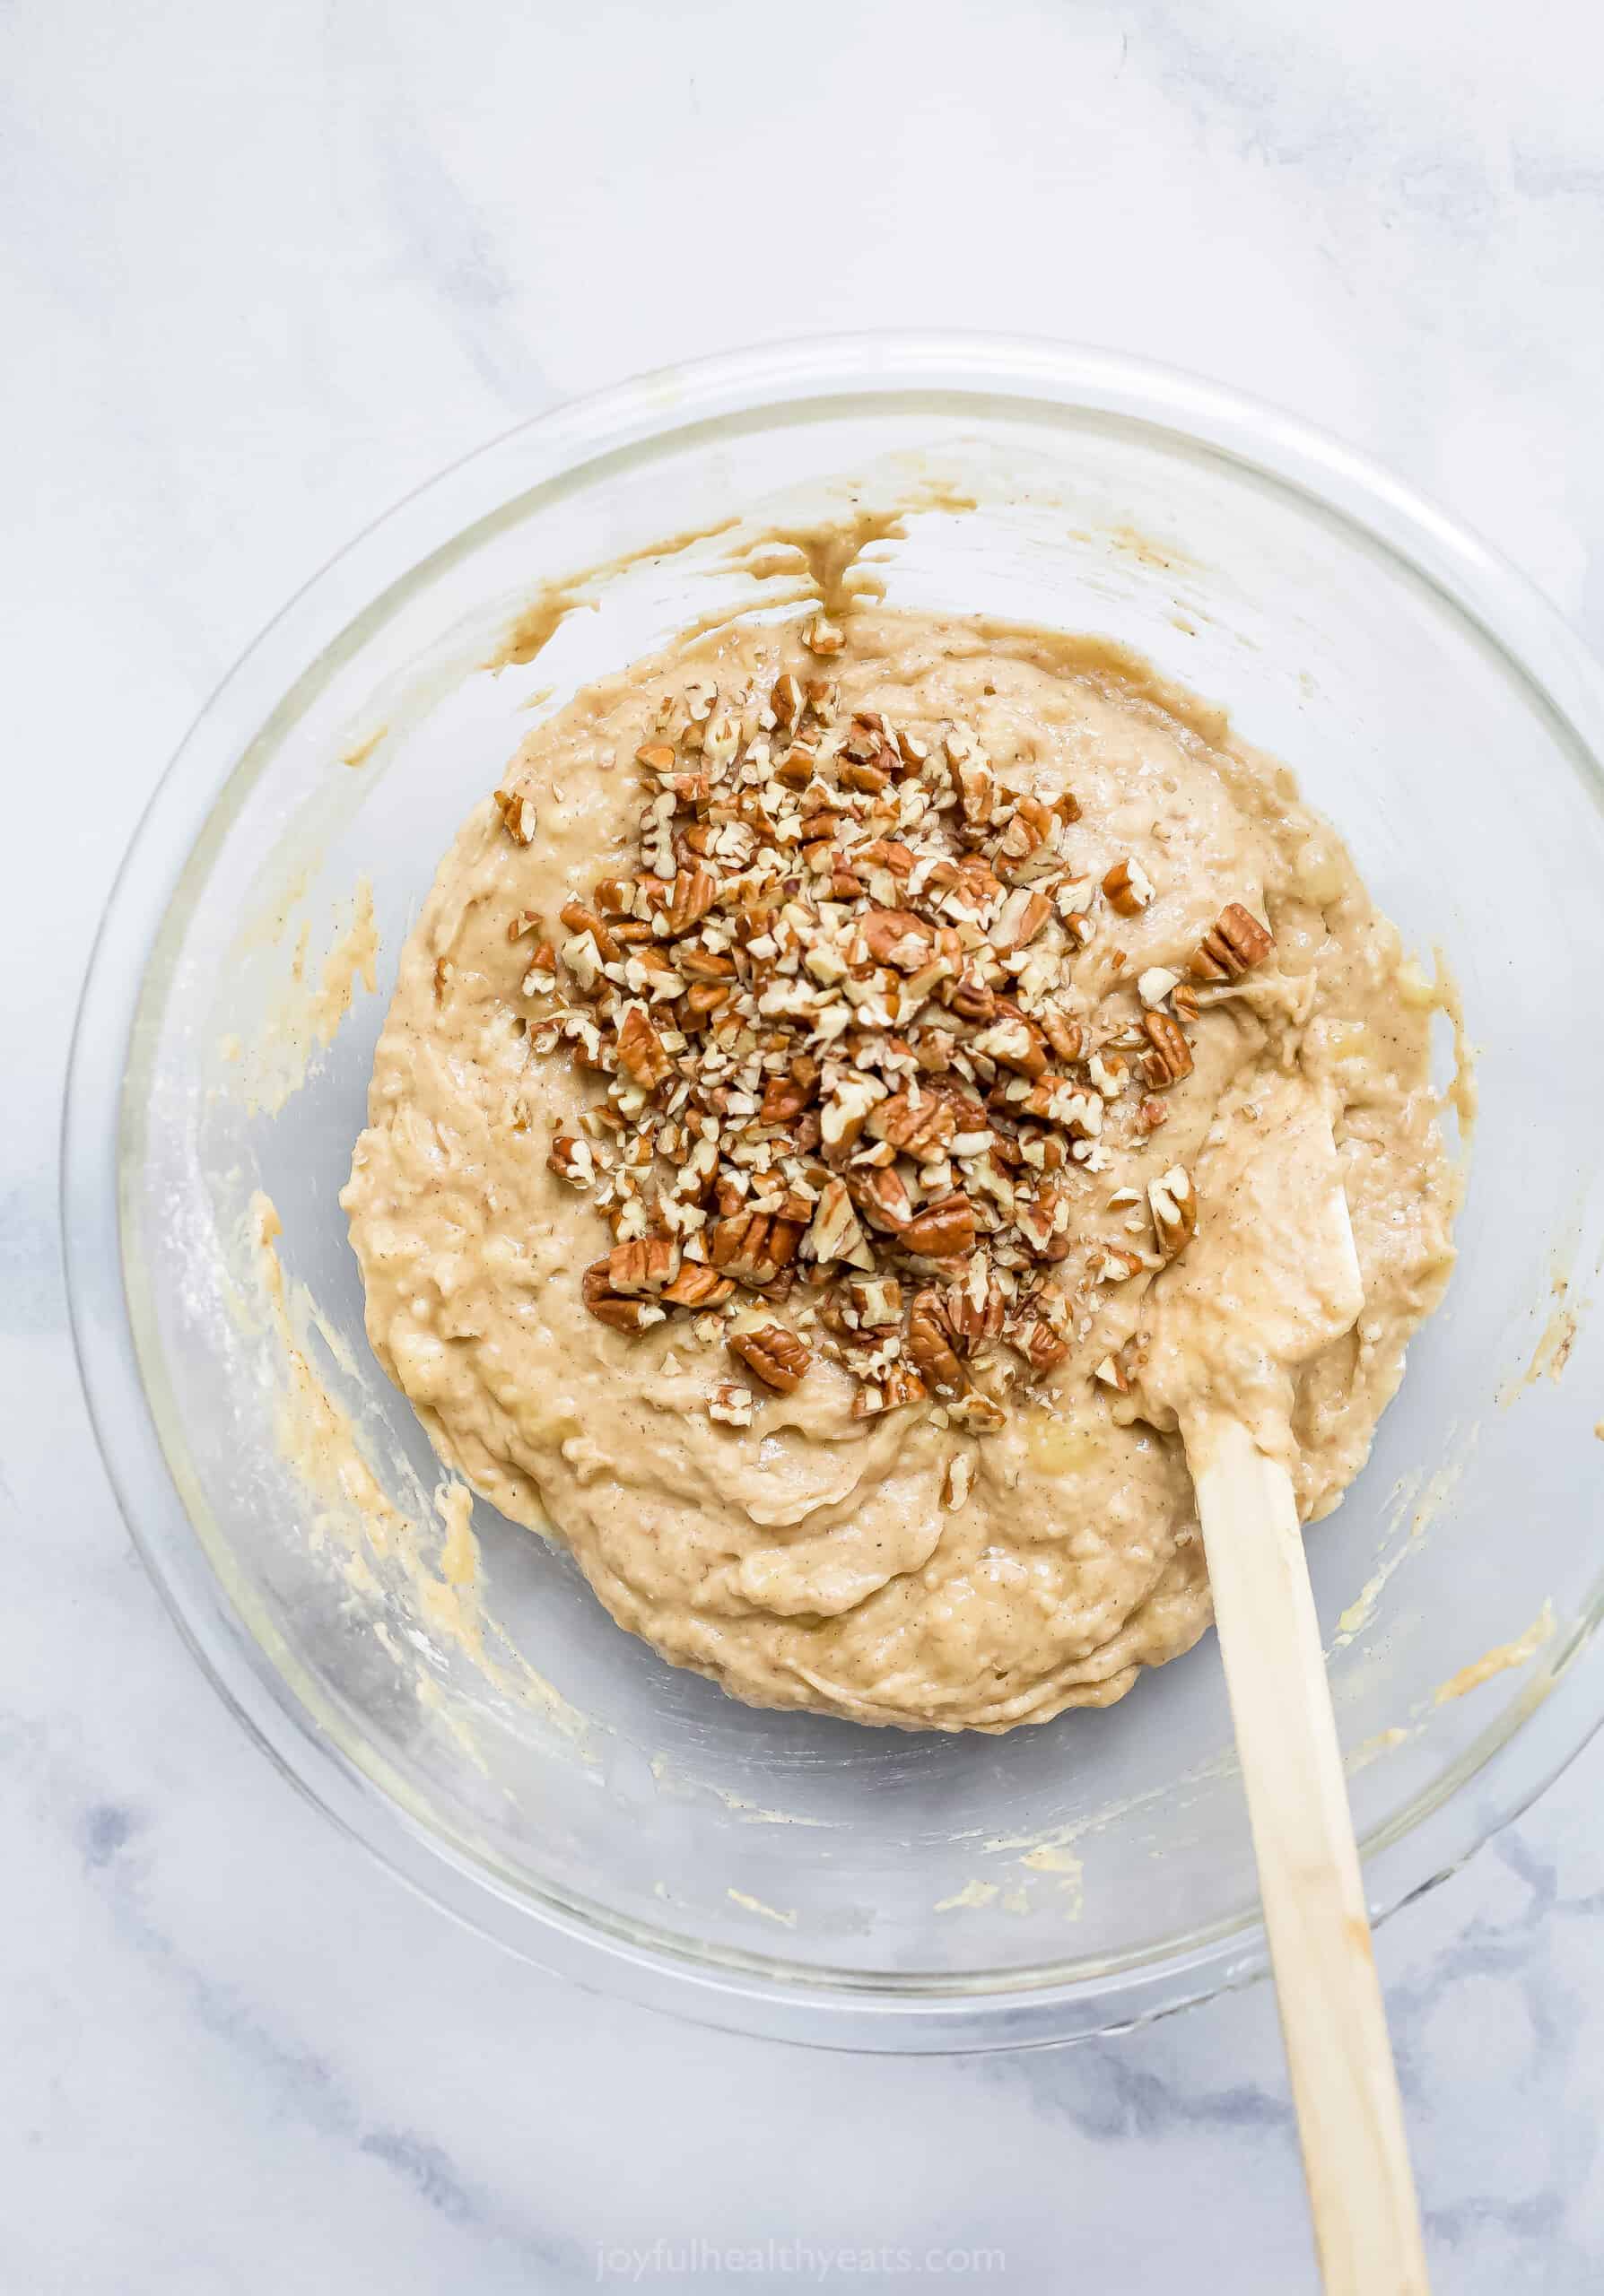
[1146,1081,1430,2294]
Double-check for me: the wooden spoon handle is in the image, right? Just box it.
[1192,1415,1430,2295]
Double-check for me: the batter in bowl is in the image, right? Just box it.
[342,605,1458,1730]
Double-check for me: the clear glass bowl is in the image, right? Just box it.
[65,335,1604,2050]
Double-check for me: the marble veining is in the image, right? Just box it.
[6,0,1604,2285]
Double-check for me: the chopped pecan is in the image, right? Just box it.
[1103,857,1155,916]
[771,672,804,727]
[560,899,621,964]
[634,742,678,775]
[607,1238,680,1296]
[728,1322,813,1394]
[1140,1010,1193,1087]
[971,1016,1047,1078]
[1135,1093,1170,1133]
[684,981,732,1022]
[854,839,916,881]
[547,1135,596,1189]
[709,1212,806,1286]
[581,1258,667,1333]
[840,756,889,795]
[820,1074,884,1154]
[660,1262,736,1309]
[1148,1166,1198,1261]
[494,788,537,846]
[708,1381,754,1427]
[865,1087,956,1158]
[1013,1317,1070,1374]
[990,887,1053,952]
[941,1450,975,1508]
[1037,1005,1083,1063]
[803,1178,876,1270]
[675,944,737,984]
[901,1192,977,1258]
[616,1005,672,1090]
[846,1275,903,1328]
[944,974,998,1024]
[1015,1183,1074,1263]
[850,1165,914,1235]
[946,1263,1006,1343]
[908,1291,966,1396]
[760,1057,821,1124]
[667,865,719,934]
[851,1361,928,1417]
[947,1389,1007,1434]
[992,796,1059,882]
[858,909,935,970]
[1192,902,1274,981]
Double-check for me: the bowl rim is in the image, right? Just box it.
[61,327,1604,2052]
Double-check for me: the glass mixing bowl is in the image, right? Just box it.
[65,335,1604,2050]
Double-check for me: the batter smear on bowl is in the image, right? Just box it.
[343,606,1458,1730]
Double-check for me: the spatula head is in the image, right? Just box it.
[1138,1076,1364,1442]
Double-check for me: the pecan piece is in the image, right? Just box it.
[971,1016,1047,1079]
[901,1192,977,1258]
[546,1135,596,1189]
[850,1165,914,1236]
[493,788,537,846]
[560,899,621,964]
[684,981,732,1023]
[944,973,998,1024]
[1103,857,1155,916]
[857,909,936,970]
[1148,1166,1199,1261]
[1088,1246,1145,1286]
[989,886,1053,951]
[659,1263,737,1309]
[840,756,889,795]
[607,1238,681,1297]
[908,1291,966,1396]
[708,1382,754,1428]
[1013,1317,1070,1374]
[1191,902,1274,981]
[1037,1005,1083,1064]
[667,865,719,934]
[1015,1183,1074,1263]
[581,1258,667,1333]
[728,1322,813,1394]
[865,1087,956,1158]
[992,796,1059,883]
[675,944,737,984]
[845,1275,903,1328]
[1135,1093,1170,1133]
[946,1263,1006,1343]
[947,1389,1007,1434]
[709,1212,805,1286]
[759,1057,820,1125]
[616,1005,672,1090]
[803,1178,876,1270]
[634,742,678,775]
[1140,1010,1193,1088]
[851,1362,928,1418]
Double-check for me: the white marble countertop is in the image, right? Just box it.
[8,3,1604,2287]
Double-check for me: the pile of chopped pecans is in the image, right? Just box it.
[510,639,1273,1432]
